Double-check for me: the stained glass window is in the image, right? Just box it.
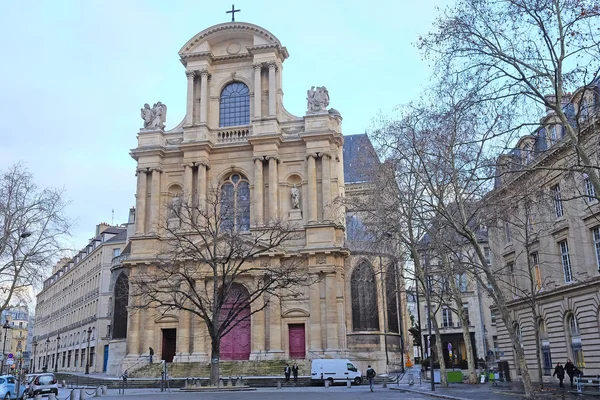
[351,262,379,331]
[220,174,250,232]
[219,82,250,127]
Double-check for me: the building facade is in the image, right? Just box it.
[1,306,29,373]
[109,21,408,376]
[488,80,600,380]
[32,223,127,374]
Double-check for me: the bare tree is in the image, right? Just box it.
[0,163,71,310]
[129,187,310,385]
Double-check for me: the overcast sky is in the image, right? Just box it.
[0,0,449,253]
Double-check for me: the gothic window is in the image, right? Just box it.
[219,82,250,127]
[112,273,129,339]
[351,261,380,331]
[385,264,399,333]
[220,174,250,232]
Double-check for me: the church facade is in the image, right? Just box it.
[109,22,408,376]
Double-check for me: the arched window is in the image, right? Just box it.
[385,264,399,333]
[220,173,250,232]
[567,313,584,368]
[219,82,250,127]
[513,322,522,375]
[112,273,129,339]
[351,261,380,331]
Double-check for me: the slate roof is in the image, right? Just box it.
[105,229,127,243]
[342,134,381,184]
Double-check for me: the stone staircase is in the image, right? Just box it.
[129,359,313,379]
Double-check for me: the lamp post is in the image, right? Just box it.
[32,341,37,373]
[85,327,92,374]
[1,319,11,375]
[54,334,60,372]
[44,338,50,372]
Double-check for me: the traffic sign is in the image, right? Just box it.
[8,354,13,359]
[6,360,14,366]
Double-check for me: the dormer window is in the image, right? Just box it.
[219,82,250,127]
[549,125,560,145]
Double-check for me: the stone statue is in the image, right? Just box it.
[291,184,300,209]
[306,86,330,113]
[141,102,167,129]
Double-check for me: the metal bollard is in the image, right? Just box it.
[80,388,86,400]
[347,378,351,388]
[102,386,107,395]
[324,379,330,388]
[237,377,243,387]
[228,376,233,387]
[277,379,281,389]
[34,395,42,400]
[62,380,67,388]
[218,378,223,388]
[49,394,56,400]
[69,390,76,400]
[382,381,387,388]
[95,387,101,397]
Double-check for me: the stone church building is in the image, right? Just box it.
[108,21,408,376]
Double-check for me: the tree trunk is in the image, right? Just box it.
[534,326,543,390]
[432,319,448,387]
[459,314,477,384]
[210,344,220,386]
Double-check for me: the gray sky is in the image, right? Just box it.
[0,0,449,252]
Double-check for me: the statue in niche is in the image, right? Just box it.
[141,102,168,129]
[306,86,330,113]
[291,184,300,209]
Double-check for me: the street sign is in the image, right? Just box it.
[7,354,13,359]
[0,355,4,361]
[6,360,14,366]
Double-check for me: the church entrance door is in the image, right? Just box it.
[161,329,176,362]
[220,284,251,360]
[288,324,306,359]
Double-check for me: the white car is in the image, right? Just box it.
[311,359,362,385]
[25,374,58,398]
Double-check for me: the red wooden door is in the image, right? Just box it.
[220,284,251,360]
[288,324,306,359]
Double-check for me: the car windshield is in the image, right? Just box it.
[37,375,54,385]
[27,376,36,383]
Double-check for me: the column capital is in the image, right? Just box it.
[185,70,196,79]
[253,63,263,71]
[135,167,149,175]
[266,155,280,162]
[149,167,163,173]
[199,69,210,78]
[267,61,278,71]
[197,161,211,170]
[305,153,318,160]
[318,152,331,159]
[252,156,266,163]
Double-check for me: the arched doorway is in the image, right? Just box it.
[220,284,251,360]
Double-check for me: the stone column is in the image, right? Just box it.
[149,168,162,233]
[135,169,147,235]
[199,69,209,124]
[309,272,322,351]
[253,158,264,226]
[185,70,195,126]
[179,310,190,356]
[269,296,282,353]
[307,155,318,223]
[321,154,331,221]
[183,164,193,201]
[267,156,279,221]
[253,63,262,118]
[197,163,208,214]
[325,272,339,350]
[268,62,277,116]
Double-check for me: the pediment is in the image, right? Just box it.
[179,22,286,58]
[155,314,179,323]
[281,308,309,318]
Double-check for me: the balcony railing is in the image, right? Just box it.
[217,127,251,143]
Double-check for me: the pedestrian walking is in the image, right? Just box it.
[292,363,299,384]
[284,363,291,382]
[366,365,376,392]
[149,347,154,364]
[553,362,565,388]
[565,359,575,388]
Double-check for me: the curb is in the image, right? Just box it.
[389,387,471,400]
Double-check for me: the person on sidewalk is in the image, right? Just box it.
[284,364,291,382]
[149,347,154,364]
[366,365,376,392]
[553,362,565,388]
[565,359,575,388]
[292,363,299,384]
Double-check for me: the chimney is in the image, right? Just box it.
[96,222,111,236]
[128,207,136,225]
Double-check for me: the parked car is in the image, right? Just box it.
[311,359,362,385]
[25,374,57,398]
[0,375,26,400]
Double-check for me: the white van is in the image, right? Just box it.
[311,359,362,385]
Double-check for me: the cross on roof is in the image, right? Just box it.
[226,4,241,22]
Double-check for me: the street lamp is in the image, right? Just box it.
[85,327,92,374]
[32,341,37,373]
[1,319,11,375]
[53,334,60,372]
[44,338,50,372]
